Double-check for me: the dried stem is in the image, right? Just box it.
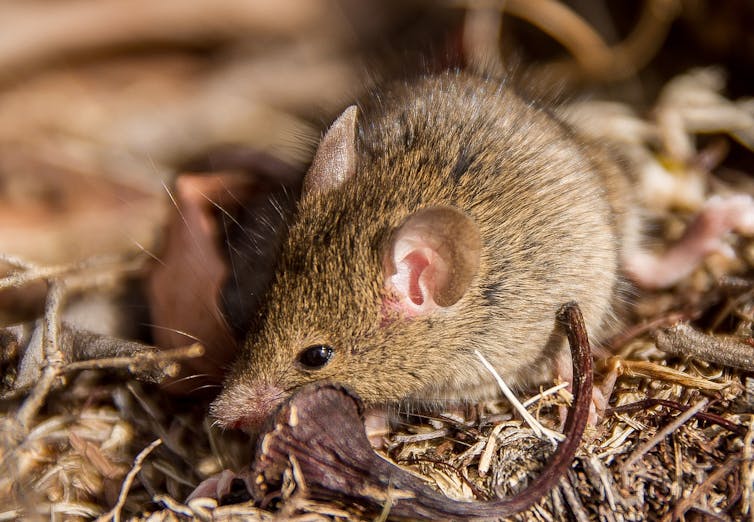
[653,323,754,371]
[609,398,746,437]
[15,281,66,432]
[661,453,740,522]
[476,349,564,443]
[64,343,205,379]
[622,398,710,477]
[0,254,143,291]
[97,438,163,522]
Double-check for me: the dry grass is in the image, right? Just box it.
[1,1,753,520]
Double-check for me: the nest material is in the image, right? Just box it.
[1,1,754,521]
[2,271,752,521]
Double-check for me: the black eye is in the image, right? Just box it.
[297,344,334,370]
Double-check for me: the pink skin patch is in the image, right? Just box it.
[382,247,444,321]
[401,250,430,305]
[555,351,607,427]
[215,384,287,432]
[187,469,242,502]
[363,407,391,449]
[626,194,754,289]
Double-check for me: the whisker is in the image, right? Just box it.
[161,373,217,387]
[131,239,166,266]
[216,176,246,208]
[219,215,241,312]
[269,196,287,223]
[161,180,215,271]
[200,191,245,231]
[143,323,204,344]
[140,325,237,368]
[156,182,251,327]
[190,384,224,393]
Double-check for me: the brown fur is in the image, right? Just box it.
[211,71,635,427]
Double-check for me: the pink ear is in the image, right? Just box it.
[303,105,358,197]
[383,207,481,317]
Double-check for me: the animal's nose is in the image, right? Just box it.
[211,384,287,431]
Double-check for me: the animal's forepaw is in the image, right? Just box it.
[702,194,754,237]
[589,387,608,425]
[626,193,754,289]
[187,469,252,503]
[364,408,390,449]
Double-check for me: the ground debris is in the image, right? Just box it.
[1,1,754,521]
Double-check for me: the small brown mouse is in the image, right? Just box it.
[210,71,640,429]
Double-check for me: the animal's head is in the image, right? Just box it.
[210,106,483,430]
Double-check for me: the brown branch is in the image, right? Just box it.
[64,343,205,381]
[661,454,740,522]
[559,472,590,522]
[97,438,163,522]
[64,326,205,383]
[246,301,593,519]
[5,324,206,400]
[653,323,754,371]
[622,398,710,476]
[0,254,143,291]
[15,282,66,432]
[608,399,747,437]
[604,357,727,391]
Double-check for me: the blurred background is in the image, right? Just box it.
[0,0,752,267]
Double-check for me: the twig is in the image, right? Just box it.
[405,455,489,500]
[559,472,590,522]
[608,398,746,437]
[475,350,564,443]
[622,398,710,477]
[0,253,35,270]
[478,423,505,476]
[0,254,142,291]
[97,438,162,522]
[661,453,740,522]
[41,282,65,366]
[653,323,754,371]
[0,265,64,290]
[152,495,195,518]
[64,343,205,379]
[584,455,618,512]
[742,418,754,519]
[4,326,204,400]
[522,382,570,408]
[64,326,205,383]
[15,282,65,432]
[606,357,727,391]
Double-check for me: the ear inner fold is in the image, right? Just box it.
[385,207,482,313]
[302,105,358,197]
